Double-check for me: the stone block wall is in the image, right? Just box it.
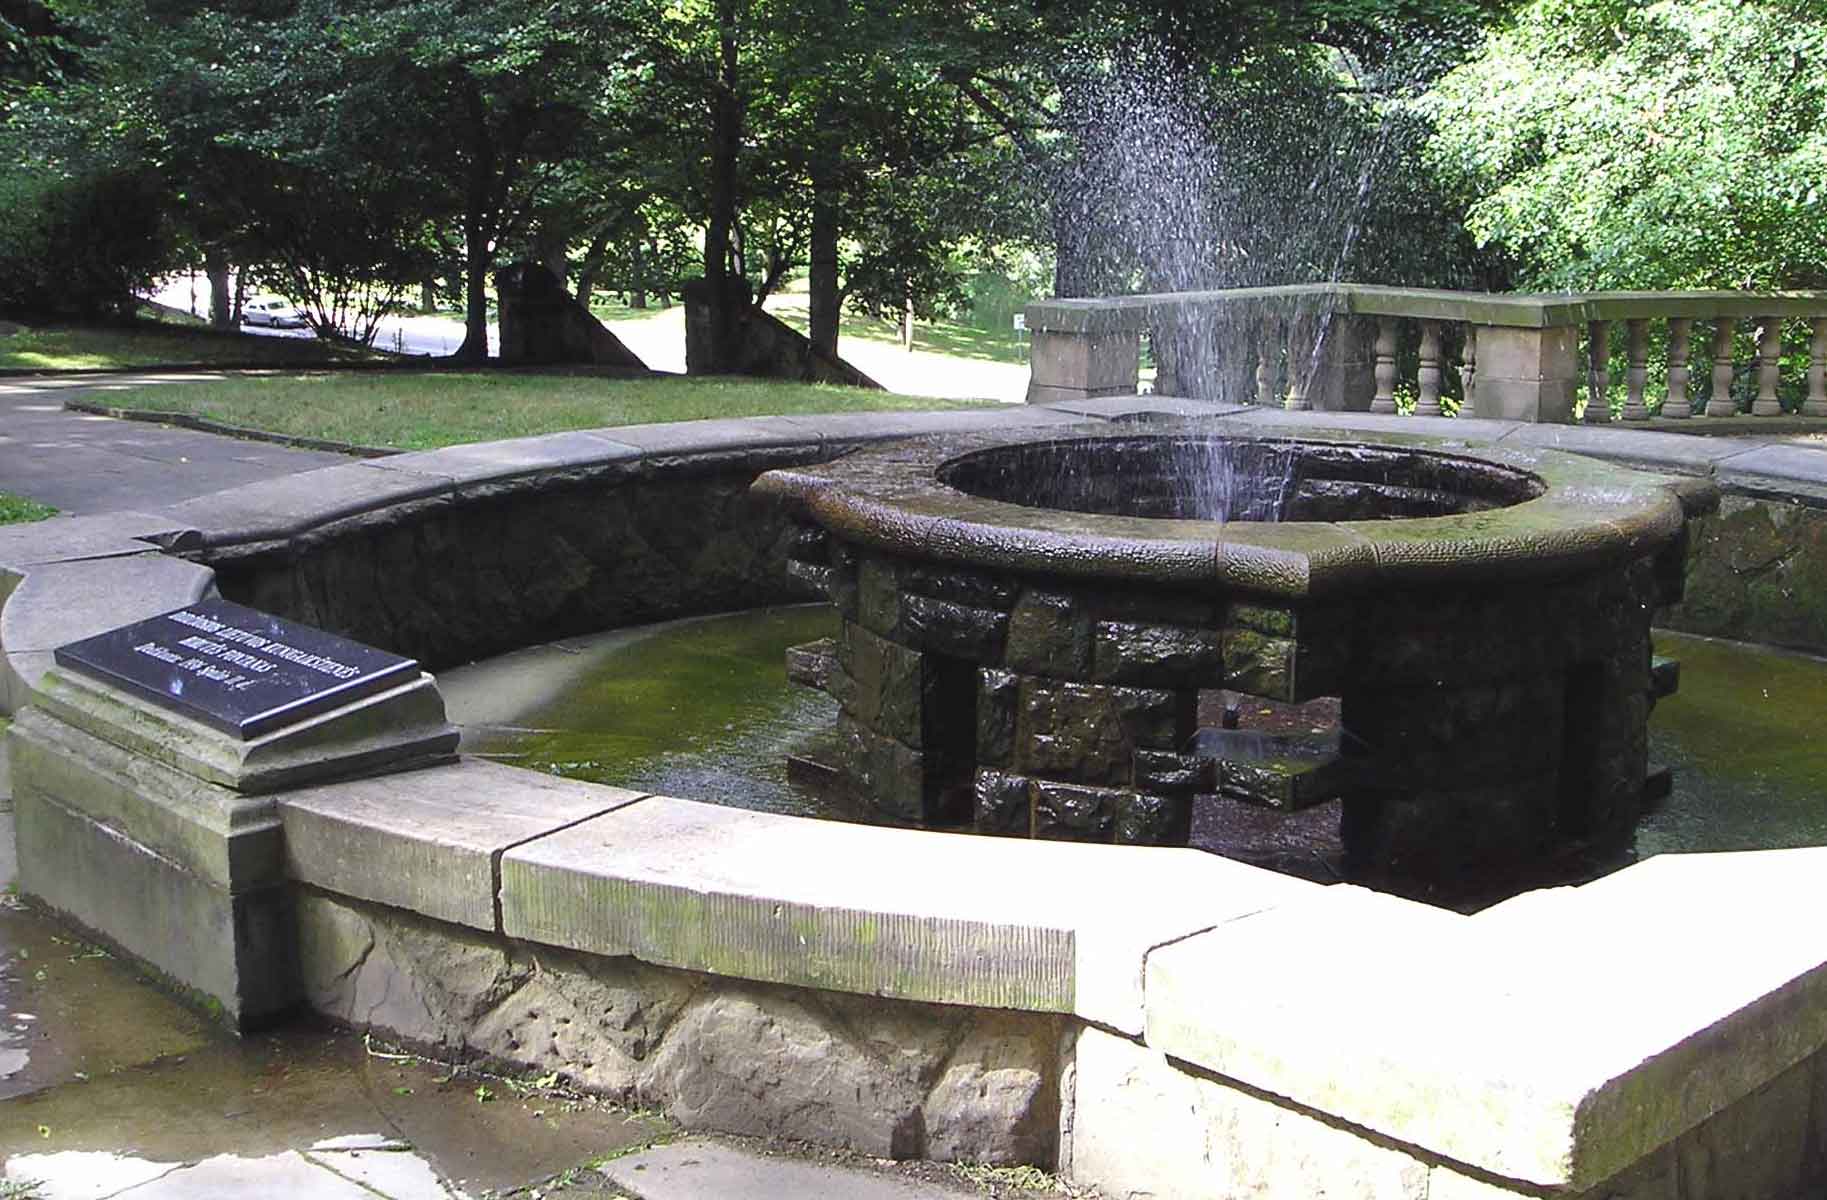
[1665,493,1827,655]
[204,462,821,671]
[295,889,1065,1167]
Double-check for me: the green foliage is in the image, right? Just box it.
[0,492,57,525]
[0,166,171,318]
[1424,0,1827,290]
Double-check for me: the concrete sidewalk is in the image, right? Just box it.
[0,373,345,515]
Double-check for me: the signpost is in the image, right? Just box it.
[54,598,420,740]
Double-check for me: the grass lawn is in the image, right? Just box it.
[95,371,998,451]
[0,492,57,525]
[0,317,383,371]
[764,303,1031,367]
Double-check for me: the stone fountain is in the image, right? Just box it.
[754,422,1718,886]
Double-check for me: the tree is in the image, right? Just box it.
[1423,0,1827,291]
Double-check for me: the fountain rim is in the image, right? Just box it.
[752,421,1709,599]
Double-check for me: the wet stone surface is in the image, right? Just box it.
[0,848,673,1199]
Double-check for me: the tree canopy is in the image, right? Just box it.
[1423,0,1827,290]
[7,0,1827,358]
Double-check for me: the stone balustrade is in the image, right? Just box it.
[1025,285,1827,424]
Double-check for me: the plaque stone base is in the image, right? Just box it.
[8,668,457,1029]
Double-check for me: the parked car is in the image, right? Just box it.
[242,298,309,329]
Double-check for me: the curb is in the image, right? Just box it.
[60,398,400,459]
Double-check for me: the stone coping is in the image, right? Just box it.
[1026,283,1827,334]
[752,422,1707,599]
[2,402,1827,1191]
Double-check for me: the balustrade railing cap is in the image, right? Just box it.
[1023,284,1827,335]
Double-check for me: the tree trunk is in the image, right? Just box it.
[420,277,437,313]
[456,221,490,362]
[630,239,647,309]
[696,0,744,373]
[455,84,497,363]
[204,246,233,329]
[809,172,839,358]
[576,225,613,308]
[900,281,915,351]
[232,271,247,324]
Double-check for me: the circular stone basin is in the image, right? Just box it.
[757,423,1709,598]
[937,433,1547,523]
[752,422,1719,890]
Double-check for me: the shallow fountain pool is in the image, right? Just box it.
[442,607,1827,875]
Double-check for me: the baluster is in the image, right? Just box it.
[1663,317,1693,419]
[1370,317,1398,414]
[1806,318,1827,417]
[1621,319,1650,421]
[1415,320,1443,416]
[1705,318,1737,417]
[1753,316,1783,416]
[1255,321,1280,407]
[1584,320,1610,424]
[1457,325,1477,417]
[1284,315,1313,411]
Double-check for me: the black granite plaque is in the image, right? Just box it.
[53,598,420,740]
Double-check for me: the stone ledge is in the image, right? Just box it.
[0,511,196,570]
[0,553,218,713]
[1143,848,1827,1191]
[499,793,1312,1029]
[280,758,645,932]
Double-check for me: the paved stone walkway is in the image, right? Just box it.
[0,373,344,514]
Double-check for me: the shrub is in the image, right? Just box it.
[0,166,172,319]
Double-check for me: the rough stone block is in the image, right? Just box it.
[976,668,1019,767]
[902,565,1018,611]
[1090,620,1222,685]
[924,1013,1061,1166]
[473,945,697,1098]
[857,557,902,638]
[1113,791,1190,846]
[784,637,836,691]
[1018,680,1194,786]
[1031,780,1117,842]
[1132,749,1213,797]
[640,987,930,1157]
[1219,754,1352,812]
[296,891,522,1053]
[900,593,1008,660]
[972,769,1030,836]
[839,714,928,820]
[838,624,927,746]
[1004,589,1092,677]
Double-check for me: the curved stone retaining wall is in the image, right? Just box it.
[4,398,1827,1198]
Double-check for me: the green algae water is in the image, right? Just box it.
[442,611,1827,860]
[1641,630,1827,855]
[442,606,844,817]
